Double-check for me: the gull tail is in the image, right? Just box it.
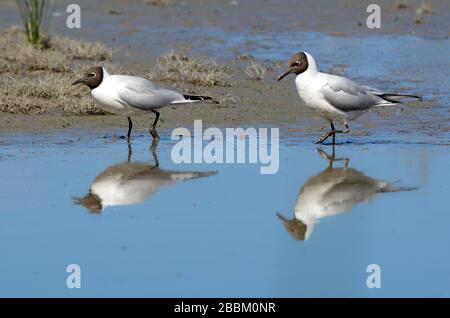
[170,170,218,181]
[171,94,218,105]
[375,181,417,193]
[183,94,218,103]
[183,94,212,101]
[378,93,422,104]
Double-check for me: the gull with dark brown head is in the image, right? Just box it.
[73,146,217,213]
[277,148,416,241]
[277,52,422,144]
[72,66,215,140]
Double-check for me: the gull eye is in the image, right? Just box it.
[89,72,96,77]
[294,61,301,66]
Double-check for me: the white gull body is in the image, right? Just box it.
[292,166,393,240]
[76,161,217,212]
[294,52,398,125]
[91,68,192,116]
[277,149,415,240]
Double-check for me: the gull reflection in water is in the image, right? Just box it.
[277,147,415,241]
[74,141,217,213]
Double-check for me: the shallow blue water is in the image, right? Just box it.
[0,0,448,297]
[0,131,448,297]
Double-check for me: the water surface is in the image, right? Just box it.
[0,131,448,297]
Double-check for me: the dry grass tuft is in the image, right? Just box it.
[149,51,231,87]
[414,0,435,24]
[245,59,268,81]
[0,26,114,115]
[0,27,68,73]
[0,26,112,74]
[0,72,107,115]
[48,36,112,61]
[416,1,435,15]
[414,1,435,24]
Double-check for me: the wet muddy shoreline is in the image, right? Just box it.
[0,0,448,144]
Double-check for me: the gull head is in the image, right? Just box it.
[71,66,104,89]
[276,212,308,241]
[73,192,102,213]
[277,52,309,81]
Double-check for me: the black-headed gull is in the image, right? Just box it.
[73,147,217,213]
[277,148,415,240]
[277,52,422,144]
[72,66,214,139]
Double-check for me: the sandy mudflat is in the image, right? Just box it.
[0,0,448,144]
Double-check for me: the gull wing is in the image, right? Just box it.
[115,75,185,110]
[320,75,389,112]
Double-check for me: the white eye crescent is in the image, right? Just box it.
[89,72,96,77]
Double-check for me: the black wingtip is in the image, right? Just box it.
[380,93,423,103]
[406,94,422,101]
[183,94,213,101]
[183,94,219,104]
